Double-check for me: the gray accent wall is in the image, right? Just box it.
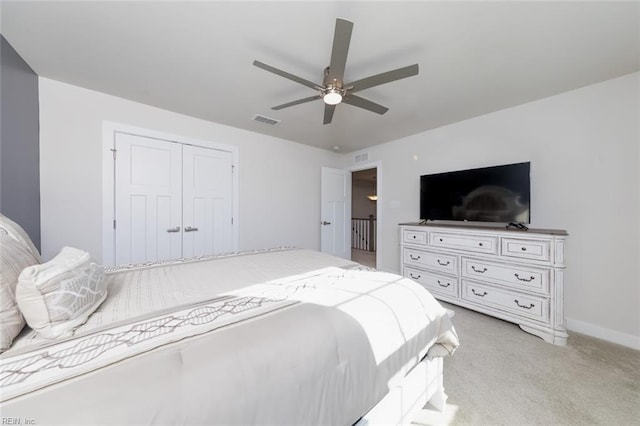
[0,35,40,249]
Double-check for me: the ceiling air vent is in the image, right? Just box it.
[252,114,281,126]
[354,152,370,164]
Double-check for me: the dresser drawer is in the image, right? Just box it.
[502,238,551,262]
[462,280,549,323]
[402,229,427,245]
[405,267,458,297]
[403,248,457,274]
[430,232,498,255]
[461,258,550,293]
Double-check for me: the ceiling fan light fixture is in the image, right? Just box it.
[322,88,344,105]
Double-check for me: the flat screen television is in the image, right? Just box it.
[420,162,531,224]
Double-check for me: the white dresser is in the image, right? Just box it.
[399,223,568,345]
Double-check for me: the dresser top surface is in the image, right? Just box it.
[399,222,568,236]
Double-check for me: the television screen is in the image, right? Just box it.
[420,162,531,224]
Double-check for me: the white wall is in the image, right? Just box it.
[344,73,639,347]
[38,78,342,262]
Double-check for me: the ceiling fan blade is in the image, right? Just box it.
[253,60,320,90]
[323,104,336,124]
[326,18,354,84]
[342,95,389,115]
[272,95,322,110]
[348,64,419,93]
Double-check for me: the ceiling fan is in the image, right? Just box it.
[253,18,419,125]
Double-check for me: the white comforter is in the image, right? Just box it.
[1,249,458,425]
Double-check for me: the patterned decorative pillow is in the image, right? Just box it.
[0,234,40,351]
[16,247,107,339]
[0,214,41,262]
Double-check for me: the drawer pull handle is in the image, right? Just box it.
[437,259,450,266]
[437,280,450,288]
[514,300,535,309]
[409,254,421,261]
[471,266,487,273]
[514,273,535,282]
[521,247,527,251]
[410,273,421,279]
[472,289,487,297]
[412,235,416,239]
[479,242,483,247]
[439,238,443,242]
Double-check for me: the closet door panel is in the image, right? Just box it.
[182,145,233,258]
[114,134,182,264]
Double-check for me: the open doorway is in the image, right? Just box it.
[351,168,377,268]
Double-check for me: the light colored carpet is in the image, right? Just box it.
[412,303,640,425]
[351,248,376,268]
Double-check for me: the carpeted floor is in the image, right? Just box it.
[412,303,640,425]
[351,249,376,268]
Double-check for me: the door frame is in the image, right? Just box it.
[346,160,382,269]
[101,121,239,266]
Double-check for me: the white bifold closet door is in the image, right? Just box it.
[114,133,232,265]
[182,144,233,258]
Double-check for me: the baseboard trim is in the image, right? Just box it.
[566,318,640,350]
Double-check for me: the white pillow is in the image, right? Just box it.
[0,214,41,262]
[16,247,107,339]
[0,234,40,351]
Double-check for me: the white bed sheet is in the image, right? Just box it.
[1,249,458,425]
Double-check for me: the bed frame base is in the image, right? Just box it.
[356,357,446,425]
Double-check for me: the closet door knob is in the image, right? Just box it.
[166,226,181,233]
[185,226,199,232]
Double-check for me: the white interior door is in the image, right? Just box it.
[115,133,182,264]
[182,145,234,257]
[321,167,351,259]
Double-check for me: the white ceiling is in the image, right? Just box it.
[2,1,638,153]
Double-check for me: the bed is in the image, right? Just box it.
[1,223,458,425]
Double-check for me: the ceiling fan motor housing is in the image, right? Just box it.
[322,66,344,88]
[321,66,346,104]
